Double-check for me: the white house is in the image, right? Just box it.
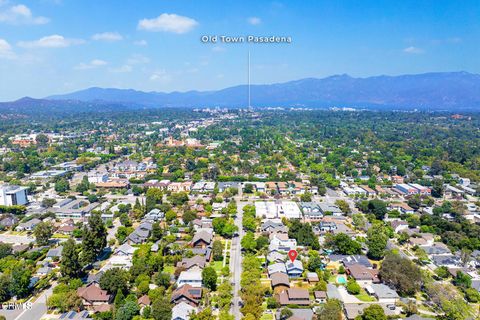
[172,302,197,320]
[177,270,203,288]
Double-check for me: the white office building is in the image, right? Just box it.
[0,185,28,206]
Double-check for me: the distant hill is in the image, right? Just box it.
[3,71,480,112]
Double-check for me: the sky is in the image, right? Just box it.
[0,0,479,101]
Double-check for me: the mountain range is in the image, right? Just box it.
[2,71,480,113]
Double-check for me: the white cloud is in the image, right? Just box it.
[0,38,15,59]
[74,59,107,70]
[150,69,171,82]
[127,54,150,65]
[138,13,198,34]
[18,34,85,48]
[92,32,123,42]
[110,64,133,73]
[247,17,261,25]
[0,4,49,25]
[403,46,424,54]
[133,40,148,46]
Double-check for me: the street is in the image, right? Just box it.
[230,190,247,320]
[0,283,56,320]
[0,233,34,245]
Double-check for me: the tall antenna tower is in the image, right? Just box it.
[248,50,251,108]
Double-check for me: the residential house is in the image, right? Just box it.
[77,283,112,307]
[285,260,304,278]
[368,284,399,303]
[277,288,311,306]
[171,284,203,306]
[144,208,164,221]
[268,263,287,276]
[177,270,203,288]
[16,218,41,231]
[306,272,319,283]
[176,255,207,270]
[390,220,409,233]
[46,246,63,260]
[171,302,197,320]
[127,221,153,244]
[270,272,290,292]
[114,243,137,256]
[269,234,297,252]
[346,264,380,287]
[300,202,323,221]
[0,215,18,228]
[191,230,213,248]
[314,291,327,303]
[388,203,415,214]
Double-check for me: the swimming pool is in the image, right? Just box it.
[336,275,347,284]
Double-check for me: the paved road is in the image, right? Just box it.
[107,218,121,242]
[0,283,56,320]
[0,233,34,245]
[230,195,246,320]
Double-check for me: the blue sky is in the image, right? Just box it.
[0,0,479,101]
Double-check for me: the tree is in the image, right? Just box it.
[335,199,351,214]
[61,238,82,278]
[346,278,360,295]
[359,304,387,320]
[307,256,323,272]
[317,299,342,320]
[300,192,312,202]
[202,266,217,291]
[425,282,472,320]
[243,183,254,194]
[366,224,388,260]
[279,308,293,319]
[212,240,223,261]
[367,199,388,220]
[0,243,12,259]
[81,212,107,265]
[54,178,70,193]
[464,287,480,303]
[151,222,162,241]
[9,266,31,298]
[288,220,319,249]
[326,233,361,255]
[41,198,56,208]
[151,297,172,320]
[76,176,90,193]
[453,271,471,289]
[100,268,130,294]
[241,232,257,252]
[115,300,139,320]
[242,215,257,232]
[146,188,162,212]
[35,133,49,147]
[379,253,422,296]
[154,272,171,289]
[0,275,11,302]
[183,210,197,224]
[190,308,213,320]
[33,222,53,246]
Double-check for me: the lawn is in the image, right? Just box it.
[260,313,275,320]
[212,261,223,273]
[355,289,376,302]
